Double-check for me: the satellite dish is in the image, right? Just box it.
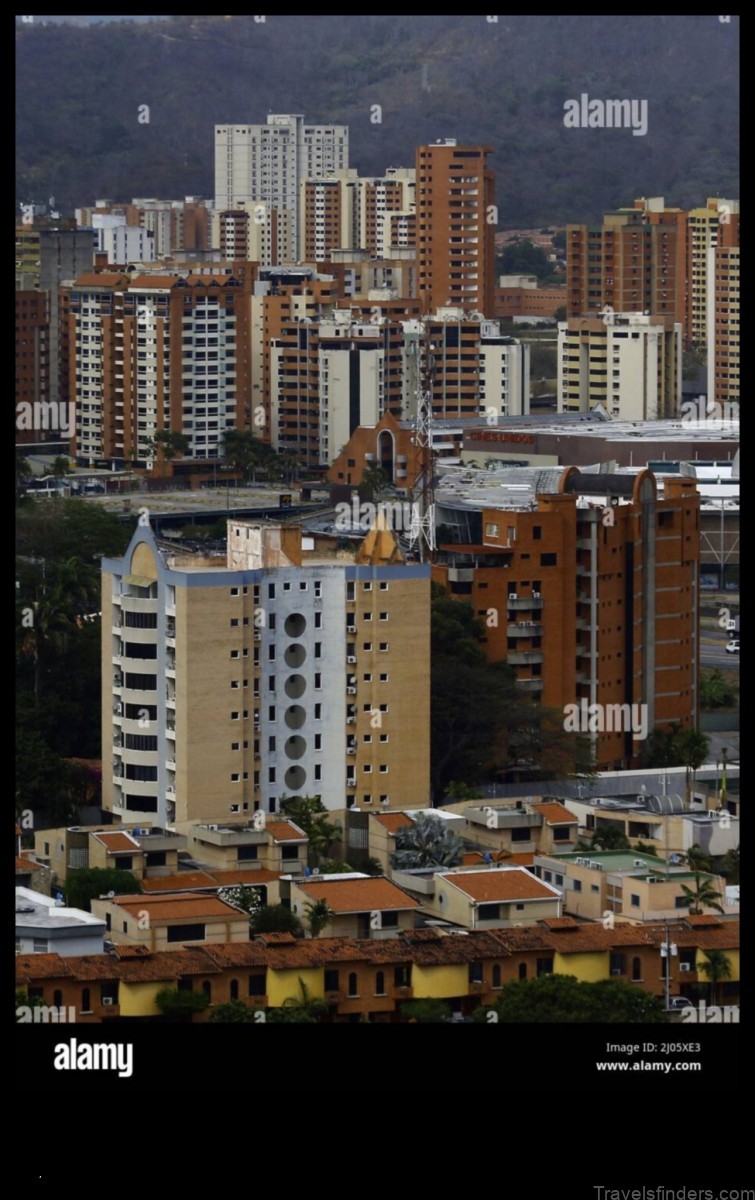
[107,891,116,899]
[312,868,320,875]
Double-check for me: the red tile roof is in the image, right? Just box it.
[210,869,283,886]
[92,831,141,853]
[141,871,218,892]
[531,802,578,826]
[440,868,559,903]
[296,877,419,914]
[15,856,41,872]
[264,820,307,843]
[102,893,245,922]
[374,812,413,834]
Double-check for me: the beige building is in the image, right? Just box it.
[288,875,419,939]
[558,312,682,419]
[102,519,430,827]
[179,818,308,874]
[444,800,579,858]
[398,866,562,929]
[533,850,728,923]
[91,891,250,950]
[33,824,185,884]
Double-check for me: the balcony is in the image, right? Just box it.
[508,651,543,665]
[518,678,544,692]
[507,597,543,611]
[507,623,543,637]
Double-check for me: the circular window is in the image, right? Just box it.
[285,765,307,790]
[284,613,307,638]
[285,736,307,760]
[284,674,306,699]
[285,705,306,730]
[284,643,307,668]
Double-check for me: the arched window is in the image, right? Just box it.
[202,980,212,1003]
[230,978,239,1001]
[348,972,358,997]
[632,956,642,981]
[375,971,385,996]
[492,964,502,989]
[53,989,63,1008]
[518,962,527,981]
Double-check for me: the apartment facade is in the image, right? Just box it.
[416,140,496,317]
[557,313,682,419]
[15,291,51,445]
[433,467,699,769]
[215,115,349,259]
[102,520,430,827]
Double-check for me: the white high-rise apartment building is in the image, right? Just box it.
[215,115,349,261]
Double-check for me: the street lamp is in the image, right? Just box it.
[660,920,678,1011]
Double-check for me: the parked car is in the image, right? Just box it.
[666,996,694,1010]
[726,639,740,654]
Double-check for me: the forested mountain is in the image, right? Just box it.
[16,14,738,227]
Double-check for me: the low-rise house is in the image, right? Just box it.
[15,886,106,957]
[564,796,740,860]
[16,854,52,895]
[32,823,185,883]
[91,891,250,950]
[533,850,728,922]
[15,917,740,1022]
[180,819,308,875]
[288,875,420,938]
[444,798,579,857]
[427,867,562,929]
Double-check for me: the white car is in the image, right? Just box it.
[726,639,740,654]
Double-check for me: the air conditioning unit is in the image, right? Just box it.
[347,656,357,664]
[533,592,541,599]
[508,593,517,600]
[253,723,261,732]
[254,630,262,641]
[347,717,355,724]
[634,858,645,866]
[611,968,622,976]
[347,625,356,634]
[347,687,357,695]
[102,997,115,1006]
[680,962,692,973]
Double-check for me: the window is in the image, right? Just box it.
[249,974,266,996]
[202,980,212,1003]
[81,987,92,1013]
[379,643,388,652]
[536,958,553,976]
[324,970,339,992]
[630,894,640,908]
[540,553,557,566]
[167,923,205,942]
[394,966,411,988]
[348,972,358,997]
[573,879,582,893]
[238,845,258,862]
[379,582,389,591]
[230,587,239,597]
[492,964,502,989]
[31,937,48,953]
[533,526,542,540]
[610,953,625,975]
[375,971,386,996]
[632,957,642,981]
[518,963,527,980]
[230,979,239,1001]
[363,643,372,652]
[268,584,275,599]
[379,612,388,621]
[230,618,239,627]
[468,962,484,984]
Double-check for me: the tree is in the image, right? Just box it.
[445,781,485,802]
[391,811,463,870]
[155,987,209,1021]
[147,429,190,474]
[65,867,141,912]
[553,305,567,321]
[675,728,710,804]
[485,974,668,1023]
[317,858,353,875]
[495,239,551,281]
[249,904,304,938]
[280,794,341,867]
[267,977,328,1023]
[684,843,713,873]
[400,999,451,1023]
[218,884,262,919]
[16,452,31,499]
[304,898,333,938]
[719,847,740,884]
[581,824,630,851]
[209,1001,260,1023]
[700,669,738,710]
[679,872,724,916]
[359,462,389,501]
[697,949,733,1005]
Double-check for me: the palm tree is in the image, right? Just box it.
[268,977,328,1023]
[360,462,389,499]
[720,847,740,884]
[147,430,190,476]
[676,728,710,805]
[391,811,464,870]
[697,949,733,1005]
[304,898,333,938]
[679,872,725,916]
